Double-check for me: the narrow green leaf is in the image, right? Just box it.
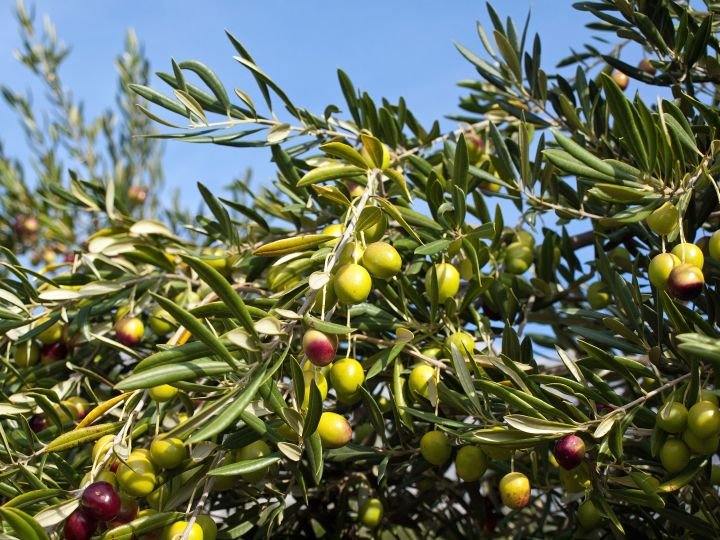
[254,234,335,256]
[129,84,187,116]
[493,30,522,81]
[297,164,365,188]
[302,381,323,438]
[173,89,208,124]
[504,415,578,435]
[197,182,239,245]
[337,69,361,126]
[303,314,355,335]
[187,367,268,443]
[414,239,452,256]
[320,142,368,169]
[375,198,423,243]
[180,255,257,338]
[179,60,230,113]
[116,360,234,391]
[44,422,122,453]
[601,73,649,171]
[0,507,45,540]
[449,344,482,415]
[233,56,299,118]
[209,455,280,476]
[358,386,387,444]
[306,431,324,484]
[150,293,241,370]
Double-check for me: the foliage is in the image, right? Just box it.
[2,1,720,538]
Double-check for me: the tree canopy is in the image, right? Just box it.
[2,1,720,538]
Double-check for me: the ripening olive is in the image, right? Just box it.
[302,330,337,367]
[445,331,475,355]
[236,439,272,482]
[361,212,387,244]
[667,263,704,301]
[35,317,63,344]
[504,242,533,274]
[682,430,719,455]
[92,434,116,462]
[163,521,203,540]
[321,223,345,247]
[115,316,144,347]
[301,369,328,409]
[499,472,531,509]
[611,70,629,90]
[317,411,352,448]
[638,58,657,75]
[196,515,218,540]
[117,456,156,497]
[700,389,719,406]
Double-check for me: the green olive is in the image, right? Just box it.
[425,263,460,302]
[659,439,690,473]
[358,497,384,528]
[419,431,451,466]
[671,243,704,269]
[587,282,610,310]
[648,253,681,289]
[362,241,402,279]
[408,365,435,400]
[455,445,488,482]
[656,401,688,434]
[646,201,679,236]
[334,263,372,304]
[687,400,720,439]
[150,437,186,469]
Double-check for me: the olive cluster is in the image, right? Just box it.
[657,393,720,473]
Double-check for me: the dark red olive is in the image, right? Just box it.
[64,508,98,540]
[553,434,586,470]
[41,342,68,363]
[29,414,48,433]
[667,264,704,301]
[81,481,121,521]
[107,494,138,527]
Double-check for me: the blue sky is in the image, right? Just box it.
[0,1,616,205]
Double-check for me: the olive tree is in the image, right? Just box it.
[2,1,720,538]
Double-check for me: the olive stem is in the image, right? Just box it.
[182,450,224,540]
[615,372,691,415]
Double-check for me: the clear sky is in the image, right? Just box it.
[0,0,612,205]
